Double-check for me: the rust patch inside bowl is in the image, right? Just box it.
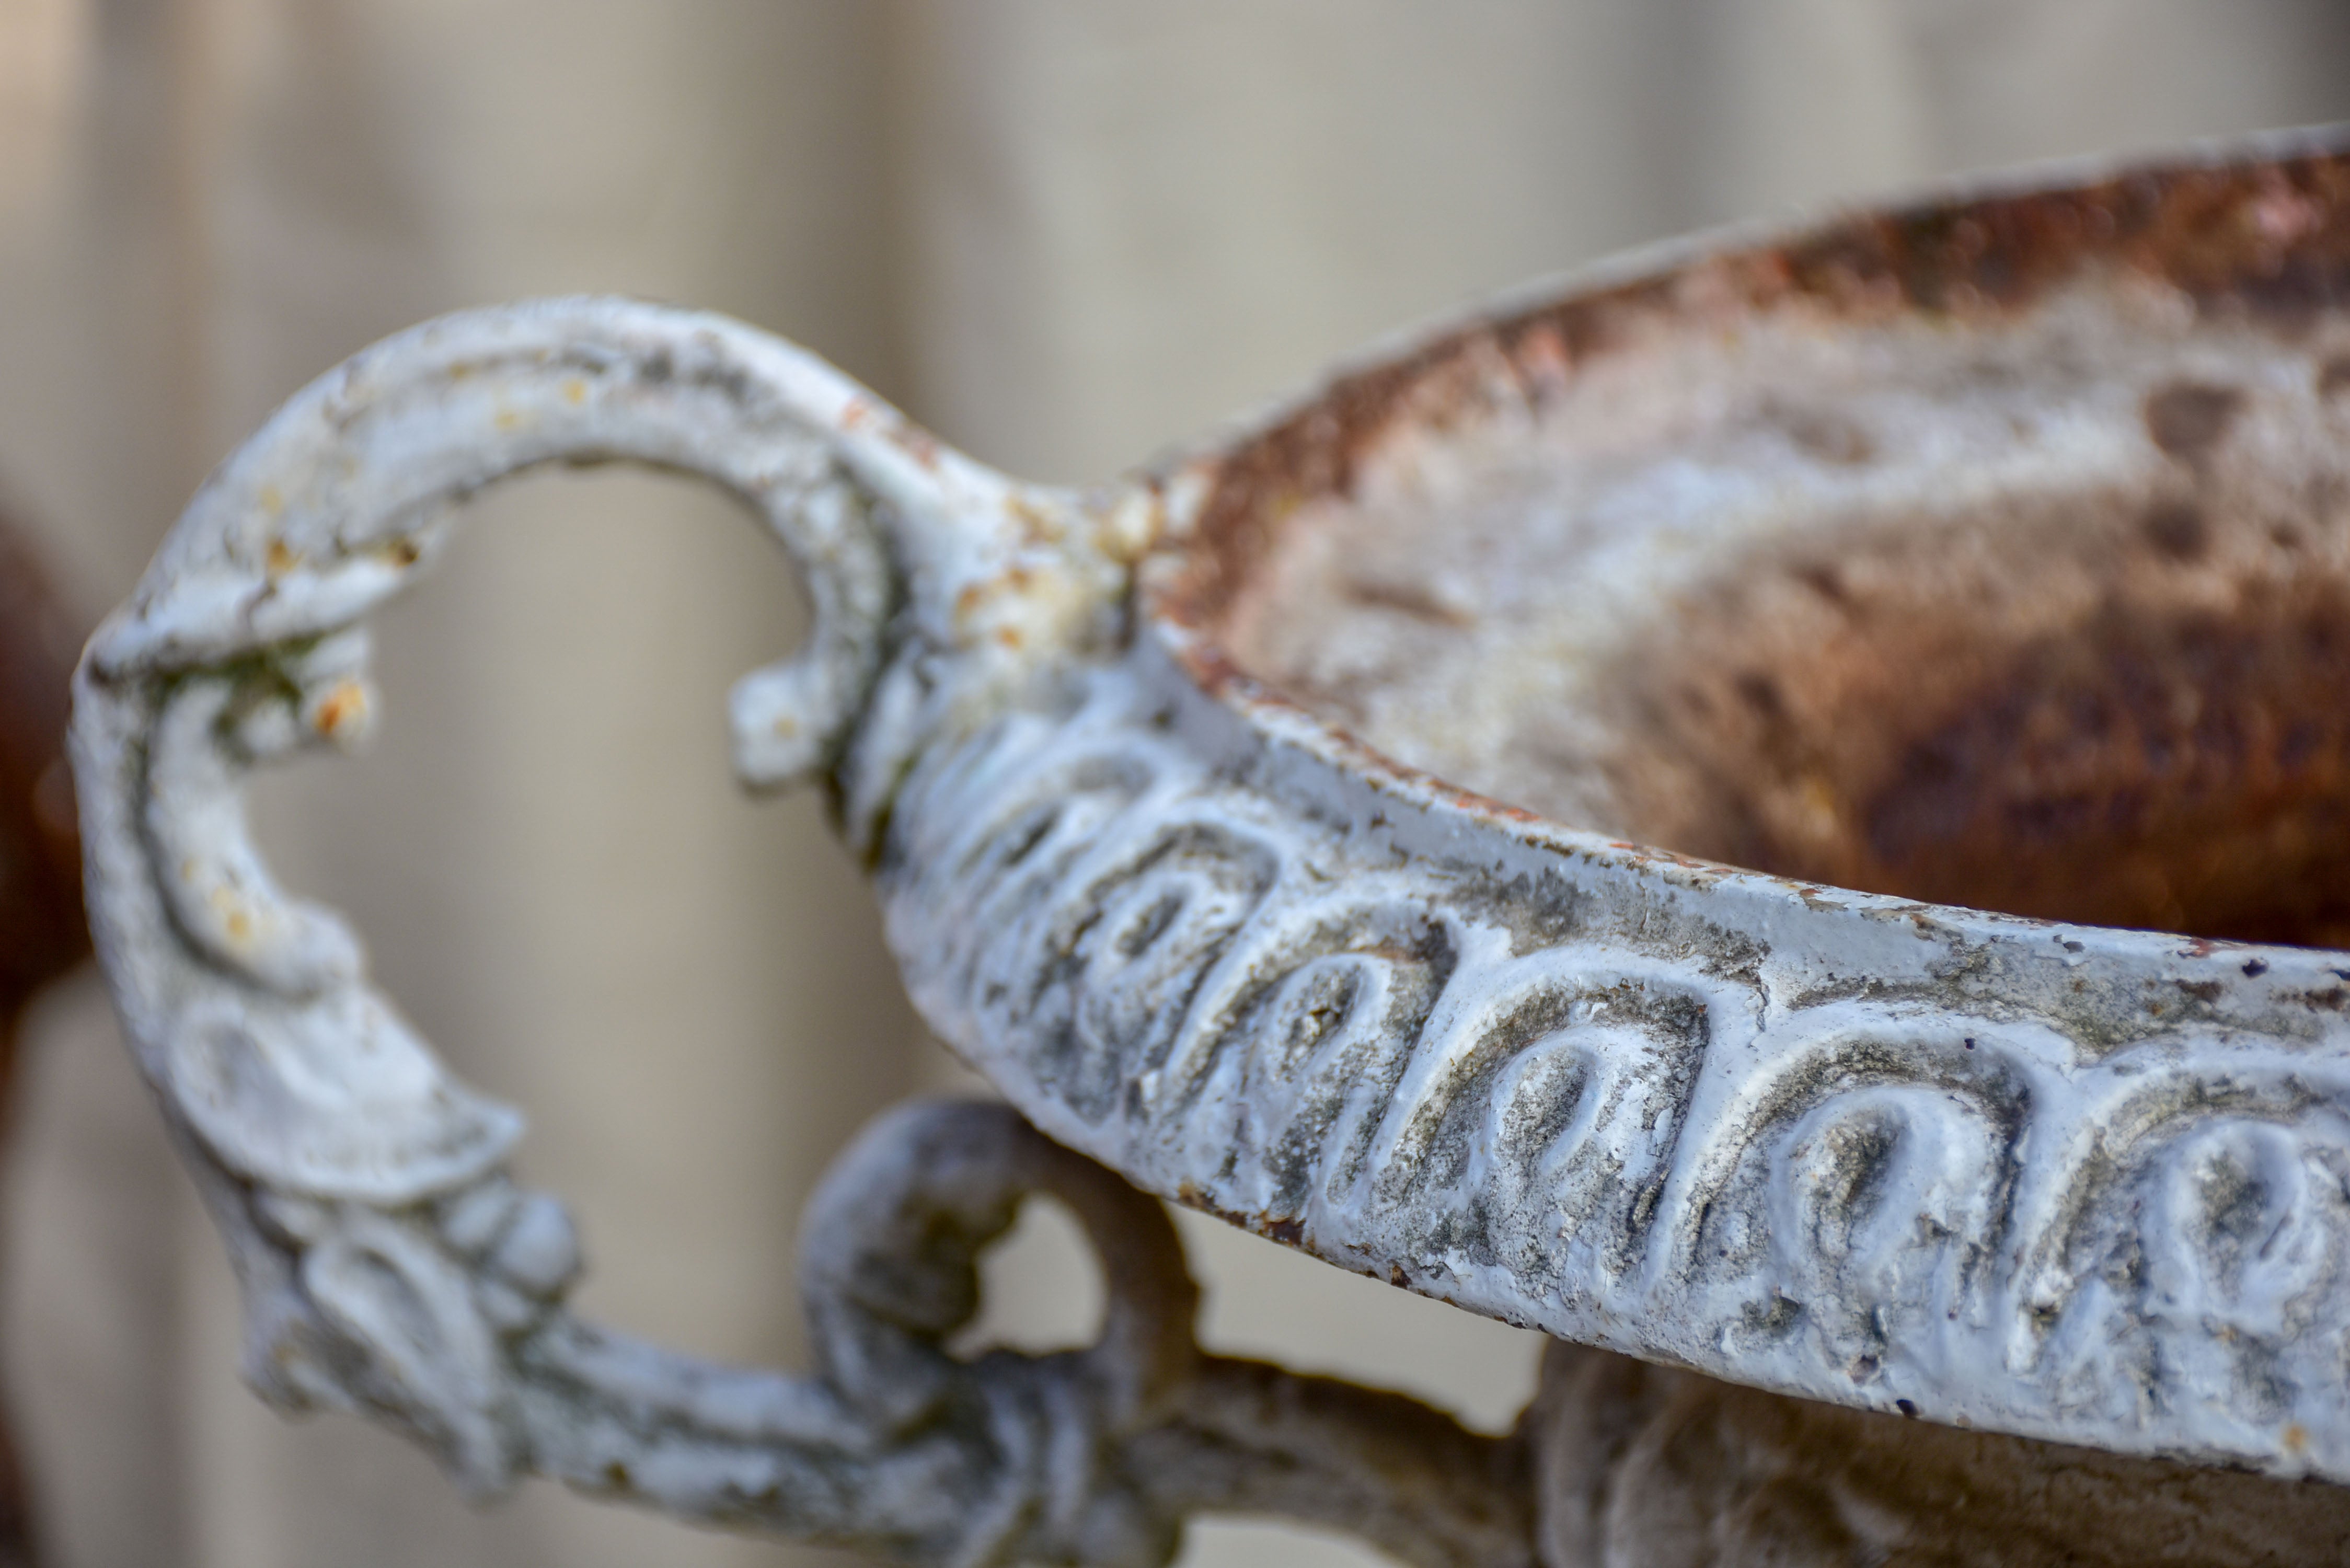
[1160,137,2350,946]
[1595,478,2350,946]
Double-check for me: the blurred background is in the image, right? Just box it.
[1,3,2348,1565]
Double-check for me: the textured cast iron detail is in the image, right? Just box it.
[883,643,2350,1484]
[66,136,2350,1558]
[532,1096,1527,1566]
[67,300,1524,1562]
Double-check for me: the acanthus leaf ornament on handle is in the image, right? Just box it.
[72,295,1099,1499]
[74,296,1102,1233]
[74,295,1055,1467]
[68,297,1527,1562]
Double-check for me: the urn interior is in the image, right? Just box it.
[1172,155,2350,948]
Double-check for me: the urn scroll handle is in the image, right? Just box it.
[67,299,1531,1565]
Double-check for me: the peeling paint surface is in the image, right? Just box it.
[67,132,2350,1561]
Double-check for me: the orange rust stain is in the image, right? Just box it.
[1006,494,1059,547]
[311,679,370,741]
[562,377,589,406]
[1156,142,2350,644]
[265,539,298,578]
[1173,1181,1310,1250]
[1514,321,1572,393]
[953,566,1040,624]
[885,420,941,471]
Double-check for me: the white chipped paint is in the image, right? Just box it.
[70,299,1526,1565]
[66,156,2350,1562]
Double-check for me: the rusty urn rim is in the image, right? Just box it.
[65,123,2350,1553]
[1095,120,2350,1457]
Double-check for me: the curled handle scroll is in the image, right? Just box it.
[77,296,1111,1212]
[69,301,1529,1564]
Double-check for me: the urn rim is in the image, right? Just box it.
[1137,120,2350,960]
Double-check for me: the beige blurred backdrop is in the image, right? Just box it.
[0,4,2346,1566]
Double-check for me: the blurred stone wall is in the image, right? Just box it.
[0,4,2343,1565]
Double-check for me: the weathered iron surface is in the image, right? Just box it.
[1523,1342,2350,1565]
[66,129,2350,1559]
[914,131,2350,1482]
[66,301,1524,1563]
